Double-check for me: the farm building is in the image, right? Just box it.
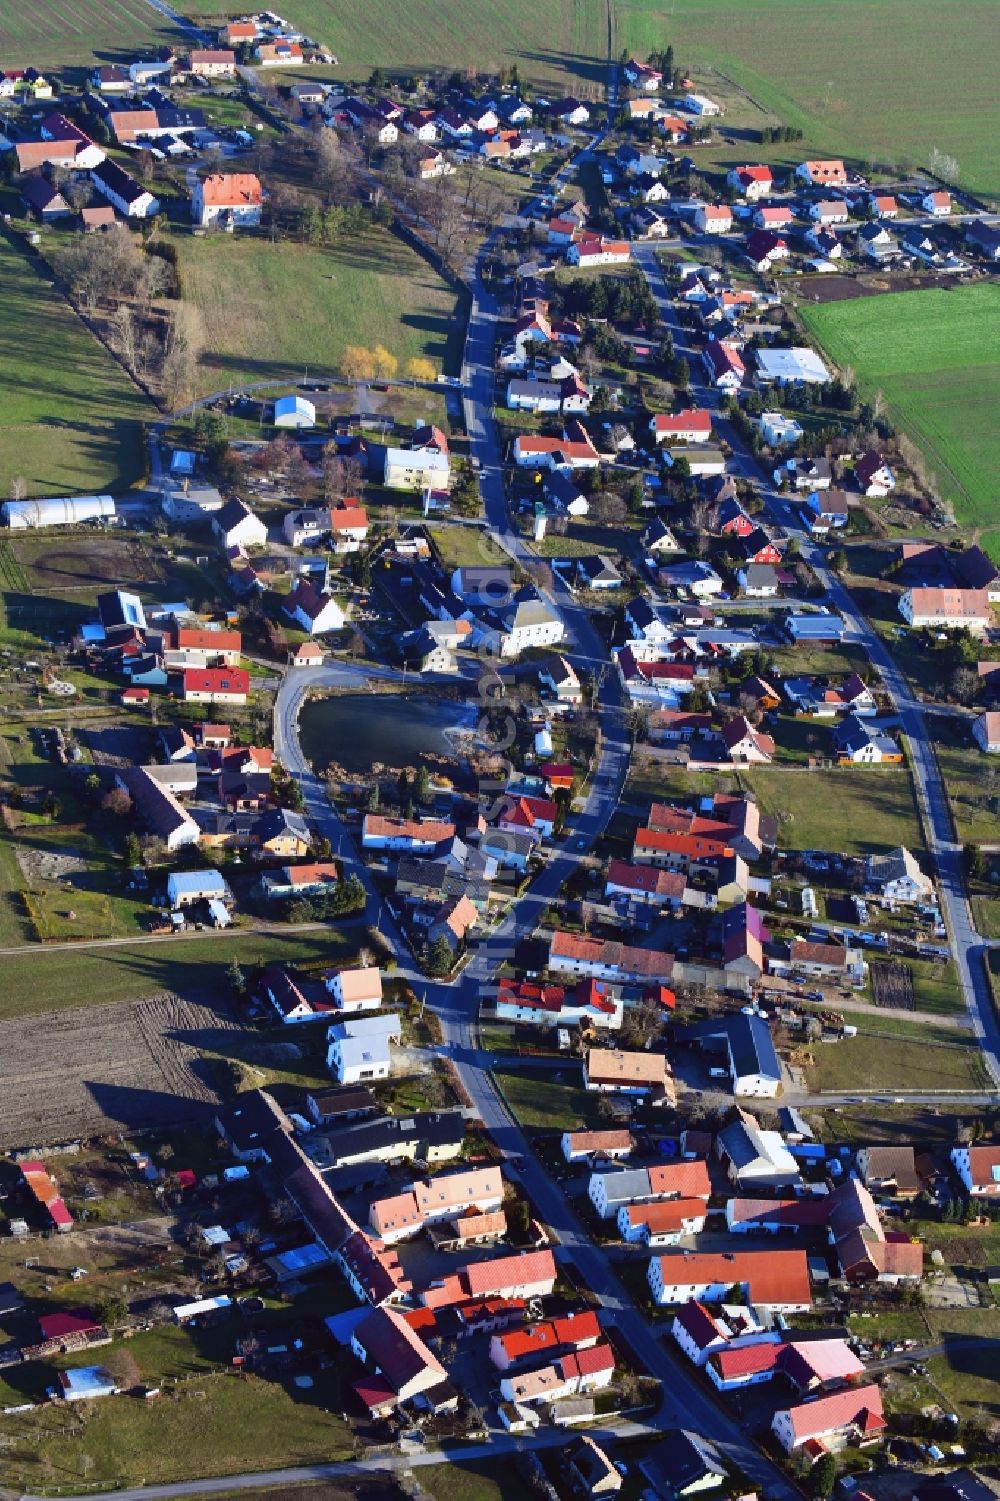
[274,395,317,429]
[3,496,116,529]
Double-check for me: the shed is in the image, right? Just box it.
[274,394,316,429]
[58,1366,118,1402]
[166,869,230,908]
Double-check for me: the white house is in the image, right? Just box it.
[617,1198,708,1245]
[922,190,952,216]
[213,498,267,550]
[565,238,632,267]
[649,1249,811,1313]
[864,846,933,905]
[90,158,159,218]
[191,172,263,228]
[281,574,344,635]
[506,378,563,414]
[855,451,896,497]
[383,447,450,491]
[758,412,803,447]
[694,203,732,234]
[324,967,384,1013]
[771,1385,885,1454]
[809,200,850,225]
[950,1144,1000,1196]
[326,1013,401,1085]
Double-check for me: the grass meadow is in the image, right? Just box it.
[0,0,182,69]
[802,284,1000,548]
[0,235,153,497]
[174,228,467,394]
[617,0,1000,201]
[177,0,609,92]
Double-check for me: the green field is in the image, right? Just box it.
[807,1032,988,1092]
[739,765,925,857]
[179,0,608,91]
[0,235,153,497]
[0,0,182,69]
[617,0,1000,201]
[0,929,353,1019]
[174,229,466,395]
[802,286,1000,545]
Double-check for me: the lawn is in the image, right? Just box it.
[806,1032,988,1093]
[178,0,608,92]
[0,928,353,1019]
[738,765,925,858]
[426,524,511,573]
[617,0,1000,201]
[0,234,153,498]
[492,1066,604,1134]
[172,226,467,395]
[0,1362,354,1491]
[933,743,1000,845]
[0,0,183,69]
[801,286,1000,545]
[419,1465,530,1501]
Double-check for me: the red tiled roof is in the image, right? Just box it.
[783,1383,885,1440]
[647,1160,711,1199]
[463,1249,556,1299]
[182,667,249,696]
[713,1341,781,1379]
[654,1249,811,1307]
[607,858,686,898]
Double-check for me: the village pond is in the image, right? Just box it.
[298,691,481,776]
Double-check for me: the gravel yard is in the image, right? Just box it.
[0,991,240,1148]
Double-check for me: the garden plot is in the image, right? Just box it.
[0,992,240,1147]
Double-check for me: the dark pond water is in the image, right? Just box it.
[298,692,478,774]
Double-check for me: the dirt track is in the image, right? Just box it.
[0,991,240,1148]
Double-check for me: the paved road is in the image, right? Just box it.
[632,238,1000,1093]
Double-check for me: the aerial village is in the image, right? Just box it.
[0,7,997,1501]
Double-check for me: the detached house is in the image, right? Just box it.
[727,164,773,200]
[213,498,267,550]
[694,203,732,235]
[284,578,346,635]
[650,408,712,445]
[795,159,847,187]
[91,158,159,218]
[803,486,849,533]
[922,190,952,216]
[899,587,992,633]
[855,450,895,497]
[189,48,236,77]
[702,340,744,391]
[951,1144,1000,1196]
[865,845,933,905]
[772,1385,885,1454]
[192,173,262,228]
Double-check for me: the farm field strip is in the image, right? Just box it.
[0,0,182,65]
[177,0,608,91]
[802,284,1000,538]
[0,234,153,498]
[616,0,1000,201]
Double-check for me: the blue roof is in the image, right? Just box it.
[277,1241,329,1272]
[167,869,228,897]
[61,1365,116,1398]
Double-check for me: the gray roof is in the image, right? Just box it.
[589,1167,651,1204]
